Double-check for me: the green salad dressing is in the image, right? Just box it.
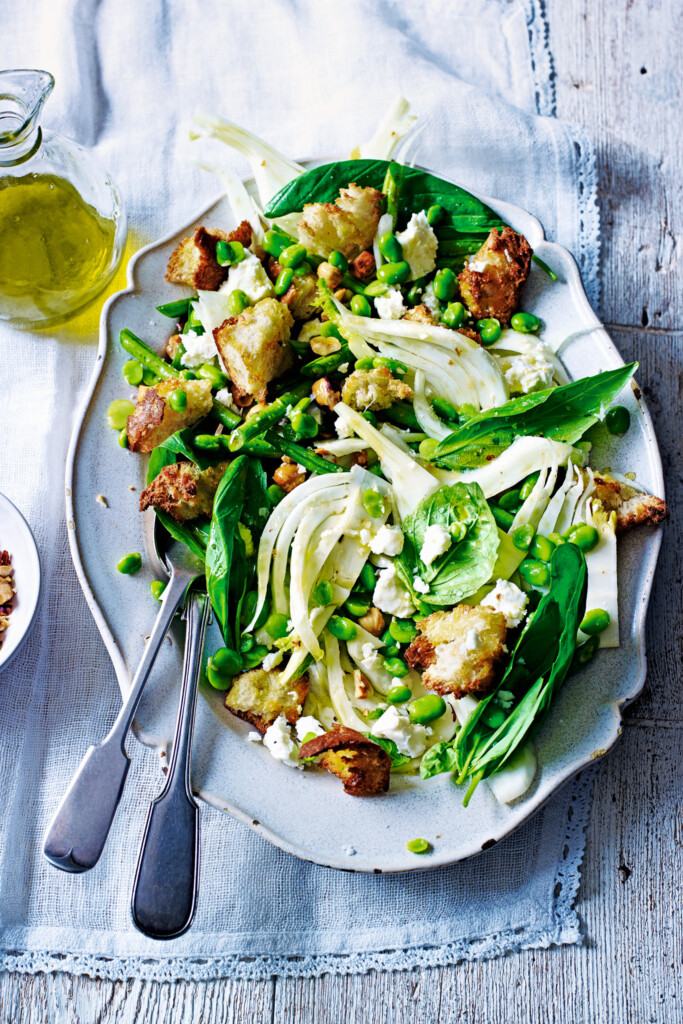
[0,173,117,321]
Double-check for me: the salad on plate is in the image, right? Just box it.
[109,99,667,807]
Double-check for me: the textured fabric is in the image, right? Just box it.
[0,0,599,980]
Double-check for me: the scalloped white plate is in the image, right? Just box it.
[65,167,665,873]
[0,492,41,672]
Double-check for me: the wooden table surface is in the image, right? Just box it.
[2,2,681,1020]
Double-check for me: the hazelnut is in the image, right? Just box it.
[353,670,372,699]
[311,377,341,409]
[317,261,343,289]
[310,336,342,356]
[165,334,182,361]
[358,607,385,637]
[334,288,353,304]
[273,463,306,492]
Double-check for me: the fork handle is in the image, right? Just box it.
[42,570,190,873]
[131,591,210,939]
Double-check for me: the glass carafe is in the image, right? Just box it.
[0,69,126,329]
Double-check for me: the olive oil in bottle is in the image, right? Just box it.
[0,173,118,326]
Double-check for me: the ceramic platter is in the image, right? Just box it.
[0,492,41,672]
[65,166,665,872]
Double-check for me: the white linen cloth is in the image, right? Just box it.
[0,0,599,979]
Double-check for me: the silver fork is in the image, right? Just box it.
[43,523,204,874]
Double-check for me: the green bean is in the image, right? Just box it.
[379,231,403,263]
[382,160,404,224]
[408,694,446,724]
[481,705,507,729]
[240,634,255,652]
[328,616,357,641]
[120,329,176,380]
[117,552,142,575]
[386,684,412,704]
[606,405,630,435]
[457,403,477,421]
[406,838,431,854]
[531,253,557,281]
[274,267,294,295]
[511,311,541,333]
[262,430,344,475]
[388,618,416,644]
[383,401,420,431]
[156,297,196,319]
[547,532,565,548]
[211,398,242,430]
[490,504,515,530]
[340,272,368,295]
[362,410,378,427]
[580,608,611,635]
[227,382,311,450]
[301,346,351,379]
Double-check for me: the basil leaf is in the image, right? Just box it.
[455,543,587,783]
[433,364,637,466]
[205,455,249,647]
[420,740,458,780]
[397,483,499,606]
[263,159,504,236]
[154,511,207,563]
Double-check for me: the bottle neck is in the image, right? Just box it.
[0,115,43,167]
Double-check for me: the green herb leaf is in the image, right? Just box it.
[396,483,499,606]
[206,455,249,647]
[367,735,412,768]
[433,364,637,466]
[419,740,459,780]
[455,543,587,786]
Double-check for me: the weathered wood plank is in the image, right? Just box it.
[546,1,683,330]
[0,973,274,1024]
[274,723,683,1024]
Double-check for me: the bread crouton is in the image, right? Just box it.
[126,378,213,453]
[213,297,294,400]
[458,226,532,324]
[349,250,376,281]
[165,221,253,291]
[297,184,382,259]
[406,605,507,699]
[299,726,390,796]
[341,366,412,412]
[592,474,668,532]
[225,668,309,734]
[280,272,322,320]
[139,461,228,522]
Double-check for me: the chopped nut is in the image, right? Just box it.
[245,401,268,420]
[358,607,385,637]
[273,463,306,492]
[311,376,341,409]
[166,334,182,361]
[349,250,376,281]
[310,336,342,356]
[334,288,353,304]
[353,669,372,699]
[95,494,109,508]
[317,261,344,289]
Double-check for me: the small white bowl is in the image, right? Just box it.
[0,492,41,672]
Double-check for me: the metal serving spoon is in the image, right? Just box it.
[43,520,204,874]
[131,588,210,939]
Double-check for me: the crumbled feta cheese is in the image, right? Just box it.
[459,628,482,656]
[467,257,488,272]
[225,252,274,304]
[359,528,372,547]
[504,350,555,394]
[373,564,416,617]
[422,280,441,316]
[338,362,349,373]
[262,715,301,768]
[179,328,219,367]
[361,642,376,660]
[395,211,438,280]
[420,524,452,566]
[294,716,325,742]
[247,730,262,743]
[335,415,353,438]
[360,641,384,674]
[374,285,408,320]
[370,524,404,557]
[214,387,237,410]
[413,575,430,594]
[342,845,357,856]
[262,650,283,671]
[480,578,529,628]
[371,706,430,758]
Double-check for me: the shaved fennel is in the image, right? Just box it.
[351,95,417,161]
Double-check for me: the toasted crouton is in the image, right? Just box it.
[349,250,376,281]
[458,226,532,324]
[213,297,293,400]
[165,221,254,291]
[225,668,309,734]
[297,184,382,259]
[341,366,412,412]
[406,605,507,699]
[139,461,228,522]
[592,474,668,532]
[280,272,322,320]
[299,726,390,796]
[403,303,439,325]
[126,378,213,453]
